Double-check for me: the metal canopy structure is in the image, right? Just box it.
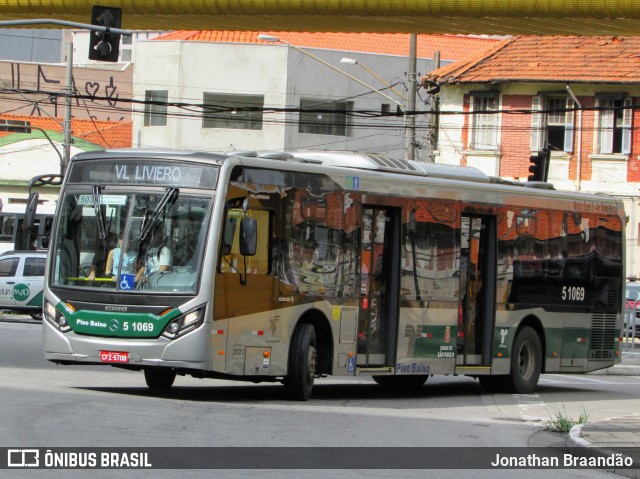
[2,0,640,36]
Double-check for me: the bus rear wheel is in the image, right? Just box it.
[284,323,317,401]
[508,326,542,394]
[144,368,176,392]
[372,375,428,389]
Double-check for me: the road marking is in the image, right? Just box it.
[512,393,547,424]
[543,374,619,384]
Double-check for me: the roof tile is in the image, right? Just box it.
[154,30,501,61]
[0,114,131,149]
[424,35,640,84]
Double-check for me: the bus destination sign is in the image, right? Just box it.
[69,160,219,189]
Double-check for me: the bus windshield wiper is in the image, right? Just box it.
[138,187,179,242]
[93,184,107,240]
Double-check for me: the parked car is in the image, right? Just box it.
[625,281,640,337]
[0,250,46,320]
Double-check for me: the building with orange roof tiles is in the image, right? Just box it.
[421,35,640,277]
[0,114,131,203]
[132,30,498,159]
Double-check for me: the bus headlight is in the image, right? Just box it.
[44,301,71,332]
[161,306,205,339]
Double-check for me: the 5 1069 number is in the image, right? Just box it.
[561,286,585,302]
[123,322,154,332]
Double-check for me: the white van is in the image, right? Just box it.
[0,251,46,320]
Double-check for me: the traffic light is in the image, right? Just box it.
[527,149,550,182]
[88,6,122,62]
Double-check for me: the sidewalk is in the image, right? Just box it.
[590,350,640,376]
[568,352,640,479]
[568,415,640,479]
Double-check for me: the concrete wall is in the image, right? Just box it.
[0,29,64,63]
[133,40,436,159]
[0,60,132,122]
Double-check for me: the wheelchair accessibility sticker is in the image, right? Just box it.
[119,274,135,290]
[347,356,355,373]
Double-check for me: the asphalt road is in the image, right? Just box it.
[1,319,639,479]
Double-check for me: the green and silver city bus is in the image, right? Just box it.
[43,148,625,400]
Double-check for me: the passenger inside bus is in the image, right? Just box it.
[87,232,118,280]
[135,228,173,286]
[105,232,138,281]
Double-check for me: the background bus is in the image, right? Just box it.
[0,174,62,254]
[0,202,57,254]
[42,149,625,400]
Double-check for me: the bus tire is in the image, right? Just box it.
[29,311,43,321]
[508,326,542,394]
[284,323,317,401]
[144,368,176,392]
[372,375,428,389]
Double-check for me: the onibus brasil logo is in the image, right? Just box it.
[12,284,30,302]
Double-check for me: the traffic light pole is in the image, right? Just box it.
[0,19,131,36]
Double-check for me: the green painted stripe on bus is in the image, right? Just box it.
[410,325,616,360]
[64,307,182,338]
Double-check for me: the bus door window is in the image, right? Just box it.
[458,215,496,365]
[358,207,400,366]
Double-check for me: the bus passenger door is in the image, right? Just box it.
[357,207,401,367]
[457,215,497,367]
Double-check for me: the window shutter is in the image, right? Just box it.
[622,97,633,155]
[563,97,574,153]
[530,96,543,151]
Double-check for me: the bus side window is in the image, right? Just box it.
[0,215,16,241]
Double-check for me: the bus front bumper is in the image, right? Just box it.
[43,319,211,371]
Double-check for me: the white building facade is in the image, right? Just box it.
[132,39,438,160]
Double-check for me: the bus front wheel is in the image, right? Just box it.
[284,323,317,401]
[144,368,176,392]
[508,326,542,394]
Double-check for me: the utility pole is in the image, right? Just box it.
[431,50,441,162]
[63,40,73,174]
[406,33,417,162]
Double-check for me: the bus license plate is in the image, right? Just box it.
[99,351,129,364]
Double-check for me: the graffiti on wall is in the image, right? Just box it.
[4,62,130,122]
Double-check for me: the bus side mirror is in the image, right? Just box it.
[240,217,257,256]
[23,192,39,232]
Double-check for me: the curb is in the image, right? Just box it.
[0,315,39,325]
[567,424,591,448]
[589,365,640,376]
[568,424,640,479]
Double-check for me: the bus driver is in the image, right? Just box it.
[135,228,172,286]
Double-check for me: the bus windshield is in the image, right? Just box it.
[51,189,211,294]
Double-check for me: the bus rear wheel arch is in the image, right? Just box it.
[479,325,542,394]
